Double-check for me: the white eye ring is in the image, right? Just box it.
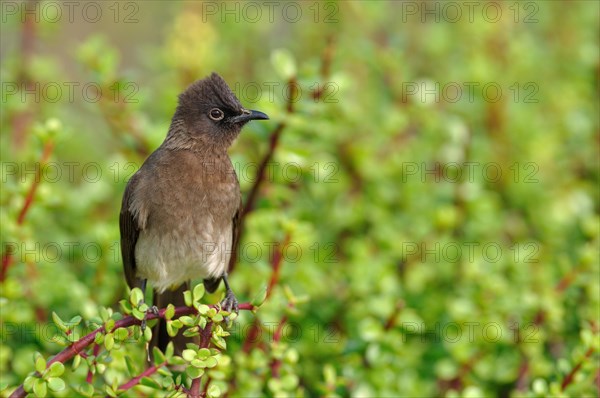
[209,108,224,121]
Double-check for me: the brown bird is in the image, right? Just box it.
[119,73,268,352]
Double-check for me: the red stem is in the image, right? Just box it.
[269,314,288,378]
[267,234,291,299]
[116,360,167,393]
[17,141,53,224]
[561,347,595,391]
[1,140,54,281]
[86,344,100,384]
[9,303,254,398]
[189,377,202,398]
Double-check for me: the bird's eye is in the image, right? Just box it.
[209,108,224,121]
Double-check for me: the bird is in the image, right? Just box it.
[119,72,269,353]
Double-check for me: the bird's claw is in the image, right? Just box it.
[220,290,239,318]
[140,304,160,332]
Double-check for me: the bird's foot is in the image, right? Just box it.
[140,303,159,332]
[220,289,239,316]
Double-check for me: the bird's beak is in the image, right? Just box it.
[231,109,269,124]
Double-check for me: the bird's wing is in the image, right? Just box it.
[229,197,243,270]
[120,173,142,289]
[204,197,243,293]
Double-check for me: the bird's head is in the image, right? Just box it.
[175,73,269,147]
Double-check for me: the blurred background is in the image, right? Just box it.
[1,1,599,396]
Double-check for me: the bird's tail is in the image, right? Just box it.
[150,283,191,358]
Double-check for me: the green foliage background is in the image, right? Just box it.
[1,1,598,396]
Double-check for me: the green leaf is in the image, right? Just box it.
[171,320,183,329]
[198,316,207,330]
[166,321,177,337]
[185,366,204,379]
[280,374,299,390]
[33,379,47,397]
[153,347,167,366]
[34,352,46,374]
[165,342,174,358]
[23,375,35,392]
[52,312,68,332]
[197,304,210,315]
[119,299,132,314]
[132,308,145,320]
[105,319,115,331]
[78,383,95,397]
[183,290,193,307]
[207,384,221,397]
[205,356,218,368]
[193,283,205,302]
[104,333,115,350]
[211,335,227,350]
[182,349,197,362]
[73,354,82,370]
[69,315,82,326]
[198,348,211,359]
[47,362,65,377]
[165,304,175,320]
[179,316,194,326]
[271,49,297,79]
[182,327,200,337]
[106,385,117,398]
[144,326,153,342]
[94,333,104,345]
[140,377,161,389]
[125,355,137,375]
[212,313,224,323]
[99,306,111,322]
[113,327,129,341]
[47,377,66,392]
[130,288,144,306]
[251,285,268,307]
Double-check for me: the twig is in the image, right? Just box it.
[267,233,291,299]
[189,377,202,398]
[1,139,54,281]
[115,360,167,394]
[561,347,595,391]
[312,36,336,100]
[86,344,100,384]
[383,300,404,330]
[269,314,288,378]
[9,303,255,398]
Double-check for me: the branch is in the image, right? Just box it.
[266,233,291,299]
[561,346,595,391]
[269,314,288,378]
[115,360,167,394]
[9,303,255,398]
[1,139,54,281]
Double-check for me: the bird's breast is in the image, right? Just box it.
[132,149,240,292]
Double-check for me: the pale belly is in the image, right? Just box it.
[134,220,232,293]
